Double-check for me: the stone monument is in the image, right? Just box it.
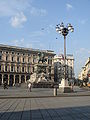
[30,52,54,87]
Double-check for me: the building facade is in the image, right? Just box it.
[0,44,55,86]
[78,57,90,82]
[54,54,74,82]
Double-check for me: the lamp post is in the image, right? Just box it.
[56,22,74,92]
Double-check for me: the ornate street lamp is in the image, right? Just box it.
[56,22,74,92]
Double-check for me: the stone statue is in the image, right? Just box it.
[38,52,47,63]
[30,52,54,85]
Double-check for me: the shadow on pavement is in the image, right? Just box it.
[0,105,90,120]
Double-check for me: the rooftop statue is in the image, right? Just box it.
[38,52,47,63]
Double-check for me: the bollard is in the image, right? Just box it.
[54,87,57,96]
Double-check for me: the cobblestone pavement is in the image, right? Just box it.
[0,96,90,120]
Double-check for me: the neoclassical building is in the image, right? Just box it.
[0,44,55,86]
[54,54,75,82]
[78,57,90,82]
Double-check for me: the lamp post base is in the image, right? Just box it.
[59,78,73,93]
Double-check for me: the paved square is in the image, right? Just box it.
[0,87,90,120]
[0,96,90,120]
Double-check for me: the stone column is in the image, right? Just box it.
[1,64,3,71]
[9,53,11,62]
[15,64,17,72]
[25,75,26,83]
[14,55,17,62]
[3,64,5,72]
[26,55,28,63]
[2,52,6,61]
[21,55,23,63]
[31,55,33,63]
[8,74,9,85]
[19,75,21,83]
[9,64,11,72]
[21,65,22,73]
[26,65,27,73]
[2,74,4,84]
[7,64,9,72]
[47,58,49,65]
[13,75,15,86]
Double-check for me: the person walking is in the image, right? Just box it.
[71,81,74,92]
[28,82,32,92]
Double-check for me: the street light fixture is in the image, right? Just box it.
[56,22,74,92]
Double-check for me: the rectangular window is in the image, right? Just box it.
[33,67,34,72]
[49,67,51,73]
[11,66,13,72]
[23,58,24,62]
[0,51,2,60]
[0,65,1,71]
[22,67,24,72]
[12,57,14,62]
[17,66,19,72]
[17,57,19,62]
[0,55,2,60]
[6,56,8,61]
[5,66,7,71]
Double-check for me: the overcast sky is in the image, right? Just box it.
[0,0,90,77]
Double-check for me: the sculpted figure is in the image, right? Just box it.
[38,52,47,63]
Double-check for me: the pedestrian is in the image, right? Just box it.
[28,82,32,92]
[3,81,8,89]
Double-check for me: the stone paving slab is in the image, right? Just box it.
[0,96,90,120]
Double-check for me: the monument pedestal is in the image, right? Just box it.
[59,78,73,93]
